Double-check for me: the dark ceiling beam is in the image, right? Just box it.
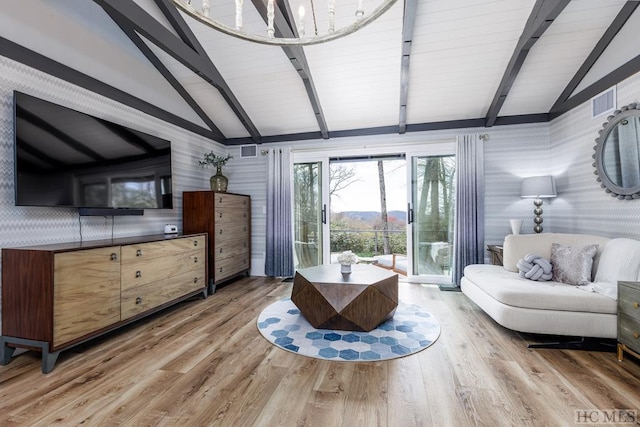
[94,0,262,143]
[0,37,217,141]
[225,113,550,145]
[251,0,330,139]
[153,0,202,54]
[115,21,226,140]
[550,53,640,120]
[484,0,571,127]
[399,0,418,134]
[550,1,640,116]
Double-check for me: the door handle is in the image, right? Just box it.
[322,204,327,224]
[407,203,414,224]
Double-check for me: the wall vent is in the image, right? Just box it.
[591,87,616,118]
[240,144,258,158]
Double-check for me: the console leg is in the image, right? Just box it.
[42,349,61,374]
[0,337,16,365]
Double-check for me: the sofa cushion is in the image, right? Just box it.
[463,264,617,314]
[550,243,598,285]
[502,233,610,278]
[594,238,640,284]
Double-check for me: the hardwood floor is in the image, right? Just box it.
[1,276,639,426]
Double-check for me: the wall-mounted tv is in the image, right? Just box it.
[13,91,173,215]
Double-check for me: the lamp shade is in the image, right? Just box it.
[521,176,557,198]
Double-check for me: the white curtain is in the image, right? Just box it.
[452,134,484,286]
[265,148,295,277]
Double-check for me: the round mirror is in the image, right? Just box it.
[593,103,640,199]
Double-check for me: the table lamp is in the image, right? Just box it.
[521,176,556,233]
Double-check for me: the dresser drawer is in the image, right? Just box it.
[121,249,204,290]
[214,207,249,224]
[121,269,205,319]
[619,282,640,321]
[214,193,250,208]
[214,256,250,281]
[214,238,249,261]
[214,222,249,240]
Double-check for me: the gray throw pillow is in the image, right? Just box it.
[550,243,599,285]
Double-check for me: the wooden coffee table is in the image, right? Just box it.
[291,264,398,332]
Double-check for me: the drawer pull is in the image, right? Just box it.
[135,297,142,305]
[219,229,223,235]
[219,267,223,273]
[219,197,223,203]
[633,302,639,309]
[193,277,198,283]
[136,249,142,257]
[219,248,223,253]
[135,271,142,278]
[110,253,118,261]
[193,240,198,247]
[194,257,198,263]
[219,212,223,218]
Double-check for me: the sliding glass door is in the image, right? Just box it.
[293,162,324,268]
[409,154,456,284]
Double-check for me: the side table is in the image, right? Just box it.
[617,281,640,361]
[487,244,504,266]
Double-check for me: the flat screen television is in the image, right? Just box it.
[13,91,173,215]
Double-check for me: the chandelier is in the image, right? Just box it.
[171,0,399,46]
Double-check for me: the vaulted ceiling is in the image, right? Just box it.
[1,0,640,145]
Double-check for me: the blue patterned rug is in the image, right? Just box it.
[257,299,440,361]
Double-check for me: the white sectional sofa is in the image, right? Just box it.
[461,233,640,340]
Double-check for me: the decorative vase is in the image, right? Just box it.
[509,219,523,235]
[210,166,228,192]
[341,263,352,274]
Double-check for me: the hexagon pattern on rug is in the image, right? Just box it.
[257,299,441,362]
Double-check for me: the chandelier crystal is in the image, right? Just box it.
[171,0,399,46]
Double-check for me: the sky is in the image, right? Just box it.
[330,160,407,212]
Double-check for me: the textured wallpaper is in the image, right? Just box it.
[550,71,640,239]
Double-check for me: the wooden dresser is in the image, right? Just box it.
[617,281,640,361]
[1,233,207,373]
[183,191,251,293]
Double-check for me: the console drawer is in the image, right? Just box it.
[121,250,203,290]
[121,269,205,319]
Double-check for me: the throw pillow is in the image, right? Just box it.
[516,254,553,281]
[550,243,599,285]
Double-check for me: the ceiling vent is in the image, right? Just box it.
[240,144,258,158]
[591,87,616,119]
